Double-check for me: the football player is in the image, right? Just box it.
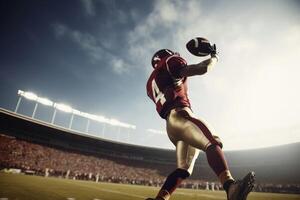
[146,47,255,200]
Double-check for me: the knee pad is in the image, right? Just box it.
[205,136,223,151]
[213,135,223,149]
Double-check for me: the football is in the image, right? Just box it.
[186,37,213,57]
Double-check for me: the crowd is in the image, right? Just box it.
[0,134,169,185]
[0,134,299,194]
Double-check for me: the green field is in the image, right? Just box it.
[0,173,299,200]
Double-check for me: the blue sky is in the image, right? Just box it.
[1,0,300,150]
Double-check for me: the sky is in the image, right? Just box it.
[0,0,300,150]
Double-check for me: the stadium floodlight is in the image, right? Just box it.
[16,90,53,117]
[117,122,133,129]
[22,91,38,101]
[15,89,137,135]
[15,90,24,113]
[69,109,82,129]
[54,103,73,113]
[119,122,136,129]
[79,112,89,119]
[51,103,73,125]
[51,109,57,124]
[124,123,134,129]
[95,115,107,123]
[83,113,97,121]
[109,118,119,126]
[32,102,38,118]
[107,118,136,129]
[80,112,108,124]
[72,109,81,115]
[36,97,53,106]
[18,90,24,95]
[89,114,100,121]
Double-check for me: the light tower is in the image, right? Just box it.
[15,90,136,141]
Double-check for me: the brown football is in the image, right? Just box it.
[186,37,212,57]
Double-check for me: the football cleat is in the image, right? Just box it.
[227,171,255,200]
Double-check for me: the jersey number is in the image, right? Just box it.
[151,80,166,106]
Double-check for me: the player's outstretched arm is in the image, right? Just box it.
[180,55,218,77]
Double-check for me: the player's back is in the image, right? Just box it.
[146,55,191,119]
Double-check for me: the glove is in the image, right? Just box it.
[209,44,219,61]
[209,44,217,55]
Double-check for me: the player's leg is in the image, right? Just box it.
[167,108,234,186]
[167,107,255,199]
[167,108,220,150]
[151,141,199,200]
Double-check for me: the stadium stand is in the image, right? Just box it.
[0,108,300,194]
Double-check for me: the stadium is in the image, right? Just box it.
[1,0,300,200]
[0,95,300,199]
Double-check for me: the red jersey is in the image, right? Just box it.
[146,55,191,119]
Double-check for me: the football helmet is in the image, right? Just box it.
[151,49,178,68]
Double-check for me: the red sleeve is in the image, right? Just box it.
[166,56,187,79]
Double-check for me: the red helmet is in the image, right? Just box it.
[151,49,177,68]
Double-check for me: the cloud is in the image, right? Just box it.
[53,23,101,58]
[111,58,128,74]
[53,23,68,38]
[52,23,130,74]
[80,0,96,16]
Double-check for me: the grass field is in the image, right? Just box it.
[0,173,300,200]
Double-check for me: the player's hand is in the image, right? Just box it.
[210,44,217,55]
[210,44,219,61]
